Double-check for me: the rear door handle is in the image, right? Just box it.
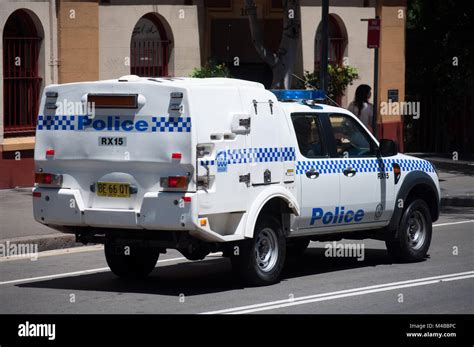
[305,168,319,179]
[343,167,356,177]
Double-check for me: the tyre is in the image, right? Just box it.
[286,238,310,257]
[231,215,286,286]
[385,199,432,262]
[104,242,160,279]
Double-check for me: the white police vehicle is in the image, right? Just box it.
[33,77,440,286]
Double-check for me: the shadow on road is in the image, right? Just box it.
[440,206,474,215]
[18,247,405,296]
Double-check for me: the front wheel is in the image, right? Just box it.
[231,215,286,286]
[104,242,160,279]
[385,199,432,262]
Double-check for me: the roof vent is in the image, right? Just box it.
[118,75,141,82]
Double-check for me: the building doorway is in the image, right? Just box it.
[315,14,347,68]
[130,13,172,77]
[3,9,43,138]
[315,14,348,104]
[210,18,282,89]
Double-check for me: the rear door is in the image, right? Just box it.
[35,82,194,212]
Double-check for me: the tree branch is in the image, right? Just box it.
[245,0,277,67]
[274,0,301,88]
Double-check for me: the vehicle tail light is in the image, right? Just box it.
[168,176,187,188]
[183,196,191,203]
[32,191,42,198]
[172,152,182,159]
[46,149,55,156]
[35,173,63,187]
[161,176,187,188]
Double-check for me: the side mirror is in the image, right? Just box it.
[379,139,398,157]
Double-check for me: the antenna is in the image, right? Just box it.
[290,73,341,107]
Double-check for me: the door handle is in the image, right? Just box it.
[343,167,357,177]
[305,168,319,179]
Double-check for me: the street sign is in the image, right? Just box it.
[388,89,399,102]
[367,19,381,48]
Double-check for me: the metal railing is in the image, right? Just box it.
[3,37,42,137]
[130,39,170,78]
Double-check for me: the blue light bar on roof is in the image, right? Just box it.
[270,89,326,101]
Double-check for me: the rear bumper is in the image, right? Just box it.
[32,188,243,242]
[32,187,196,231]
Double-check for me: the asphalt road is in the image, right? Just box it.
[1,207,473,314]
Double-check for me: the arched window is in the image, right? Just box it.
[315,15,347,68]
[130,14,171,77]
[3,9,43,137]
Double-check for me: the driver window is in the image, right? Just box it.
[291,114,327,158]
[329,114,376,158]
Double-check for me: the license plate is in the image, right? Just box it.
[96,182,130,198]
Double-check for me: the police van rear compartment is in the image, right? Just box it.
[33,79,196,230]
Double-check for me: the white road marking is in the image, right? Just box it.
[1,220,470,263]
[0,245,104,262]
[433,220,474,227]
[201,271,474,314]
[0,256,187,286]
[0,267,111,286]
[441,274,474,282]
[0,252,224,285]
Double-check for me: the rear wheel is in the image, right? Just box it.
[231,215,286,286]
[104,242,160,279]
[385,199,432,262]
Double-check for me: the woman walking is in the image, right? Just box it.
[348,84,373,132]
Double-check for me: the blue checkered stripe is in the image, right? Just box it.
[199,147,296,167]
[296,159,388,175]
[281,147,296,161]
[250,147,295,163]
[151,117,191,132]
[252,147,281,163]
[397,158,434,173]
[296,158,434,175]
[229,148,252,164]
[37,115,75,130]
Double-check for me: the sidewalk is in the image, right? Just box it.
[408,154,474,207]
[1,159,473,252]
[0,188,79,252]
[408,153,474,175]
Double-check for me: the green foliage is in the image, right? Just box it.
[302,64,359,100]
[190,61,232,78]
